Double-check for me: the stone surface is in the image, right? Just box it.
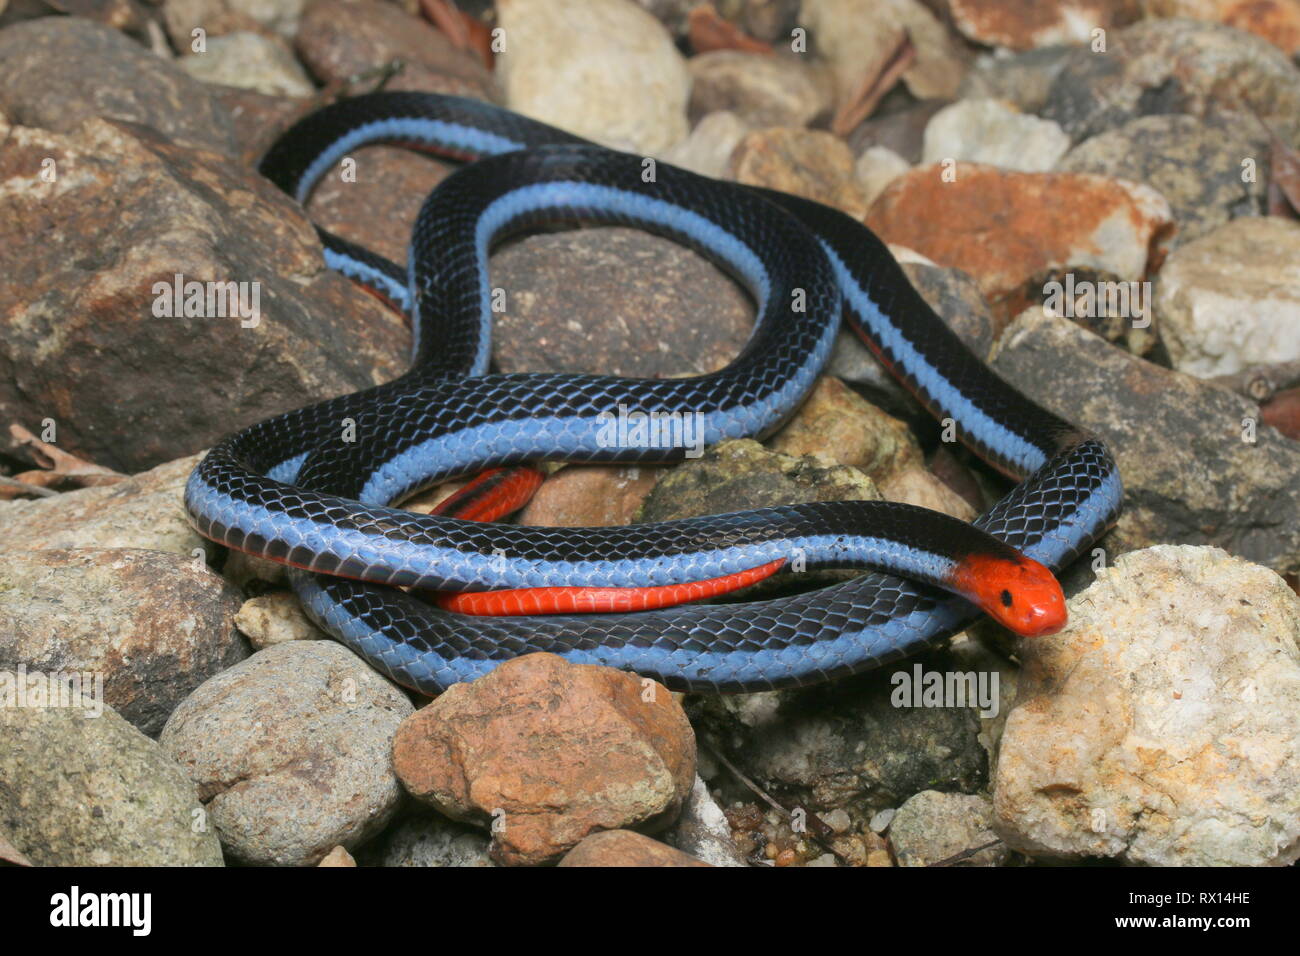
[855,145,910,206]
[993,545,1300,866]
[0,17,237,155]
[1041,19,1300,147]
[0,701,223,865]
[661,775,748,867]
[731,126,869,218]
[295,0,496,99]
[888,790,1006,866]
[160,641,413,866]
[392,653,696,866]
[179,31,315,98]
[1057,112,1269,248]
[517,464,663,527]
[1155,218,1300,377]
[558,829,711,866]
[660,110,752,179]
[368,814,495,867]
[497,0,691,152]
[867,164,1172,305]
[949,0,1139,49]
[921,98,1070,171]
[688,50,827,127]
[234,590,327,648]
[957,45,1074,113]
[991,309,1300,574]
[0,548,247,737]
[1145,0,1300,55]
[0,118,406,472]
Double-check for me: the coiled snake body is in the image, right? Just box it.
[185,93,1123,694]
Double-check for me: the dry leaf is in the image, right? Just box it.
[687,3,774,55]
[832,32,916,138]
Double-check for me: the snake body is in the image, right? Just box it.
[184,92,1123,694]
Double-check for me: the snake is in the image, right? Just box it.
[184,92,1123,695]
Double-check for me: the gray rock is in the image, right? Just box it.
[160,641,414,866]
[958,46,1076,113]
[369,814,496,867]
[0,17,236,155]
[180,31,315,98]
[991,309,1300,574]
[994,545,1300,866]
[0,548,247,737]
[1057,113,1269,248]
[0,701,223,865]
[889,790,1006,866]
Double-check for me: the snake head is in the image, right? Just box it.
[949,553,1067,637]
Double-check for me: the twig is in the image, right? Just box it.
[927,838,1002,867]
[0,475,58,498]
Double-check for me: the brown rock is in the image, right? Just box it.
[558,829,711,867]
[211,85,313,167]
[317,845,357,866]
[949,0,1140,50]
[1145,0,1300,55]
[688,50,828,127]
[731,127,869,219]
[0,118,406,472]
[296,0,496,99]
[517,465,663,527]
[0,17,236,155]
[866,163,1172,306]
[0,548,247,737]
[392,653,696,866]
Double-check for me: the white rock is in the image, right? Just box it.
[922,99,1070,171]
[993,545,1300,866]
[234,590,326,648]
[856,145,910,207]
[497,0,691,153]
[660,111,750,179]
[1156,217,1300,377]
[179,31,314,97]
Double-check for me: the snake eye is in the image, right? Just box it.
[1000,589,1013,607]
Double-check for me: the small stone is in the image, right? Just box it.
[517,465,662,528]
[922,99,1070,172]
[661,775,748,866]
[993,546,1300,866]
[855,145,909,207]
[160,641,413,866]
[949,0,1139,50]
[889,790,1006,866]
[370,815,495,867]
[497,0,690,152]
[557,830,710,867]
[1155,218,1300,377]
[660,111,752,179]
[317,846,355,867]
[688,50,827,127]
[392,653,696,866]
[869,808,896,832]
[234,590,327,648]
[1145,0,1300,55]
[731,127,870,218]
[180,31,315,98]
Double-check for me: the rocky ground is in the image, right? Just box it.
[1,0,1298,868]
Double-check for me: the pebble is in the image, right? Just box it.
[234,590,327,648]
[688,50,828,127]
[517,465,662,528]
[392,653,696,866]
[660,110,752,179]
[558,829,711,867]
[889,790,1007,866]
[160,641,413,866]
[921,98,1070,171]
[855,145,910,206]
[179,31,315,98]
[948,0,1137,50]
[993,545,1300,866]
[731,126,869,217]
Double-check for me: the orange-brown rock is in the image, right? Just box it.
[866,163,1171,307]
[731,128,869,219]
[949,0,1140,50]
[558,829,711,867]
[517,465,663,527]
[392,653,696,866]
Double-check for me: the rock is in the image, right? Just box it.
[957,46,1075,113]
[866,164,1172,306]
[0,701,223,865]
[179,31,315,98]
[1057,113,1269,248]
[1155,218,1300,378]
[490,228,753,379]
[0,454,204,557]
[295,0,496,99]
[948,0,1140,50]
[558,829,711,866]
[160,641,413,866]
[317,845,355,866]
[661,775,749,866]
[0,549,247,737]
[993,545,1300,866]
[688,50,828,127]
[165,0,308,43]
[234,590,327,648]
[660,110,752,179]
[369,814,495,867]
[392,653,696,866]
[687,653,989,820]
[1144,0,1300,55]
[888,790,1006,866]
[922,99,1070,172]
[855,145,909,206]
[1041,19,1300,146]
[0,17,236,155]
[991,309,1300,574]
[800,0,966,104]
[847,99,948,164]
[496,0,691,152]
[211,85,311,166]
[731,127,869,217]
[0,118,406,473]
[517,464,662,527]
[639,438,880,523]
